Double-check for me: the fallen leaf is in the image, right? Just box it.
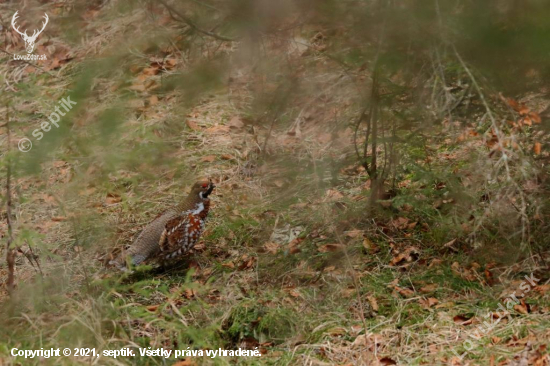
[287,289,301,298]
[419,297,439,309]
[362,238,380,253]
[534,284,550,294]
[205,125,230,134]
[238,256,256,270]
[164,58,177,69]
[186,120,200,131]
[264,242,279,254]
[389,247,419,266]
[391,217,409,230]
[420,284,438,293]
[534,142,542,155]
[149,95,159,105]
[106,193,121,205]
[394,286,415,298]
[142,66,160,76]
[146,305,159,312]
[529,112,542,124]
[184,288,196,299]
[443,239,458,250]
[367,295,379,312]
[129,83,146,92]
[288,238,303,254]
[379,356,397,365]
[345,229,363,238]
[453,314,473,325]
[327,327,346,336]
[429,258,443,268]
[201,155,216,162]
[325,189,344,201]
[228,116,244,129]
[513,300,529,314]
[318,244,345,253]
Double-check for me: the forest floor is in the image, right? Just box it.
[1,3,549,366]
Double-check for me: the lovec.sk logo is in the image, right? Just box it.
[11,11,48,61]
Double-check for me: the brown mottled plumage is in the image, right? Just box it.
[110,180,214,270]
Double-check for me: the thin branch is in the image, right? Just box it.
[158,0,235,42]
[5,103,16,294]
[0,48,54,77]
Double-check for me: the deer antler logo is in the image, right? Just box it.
[11,11,49,54]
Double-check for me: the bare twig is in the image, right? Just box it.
[158,0,235,42]
[5,103,16,294]
[0,48,54,77]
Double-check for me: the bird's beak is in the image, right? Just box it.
[204,181,215,197]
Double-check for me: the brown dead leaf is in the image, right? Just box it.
[429,258,443,268]
[129,83,146,92]
[238,256,256,270]
[379,357,397,365]
[205,125,230,134]
[325,189,344,201]
[453,314,473,325]
[106,193,121,205]
[186,120,200,131]
[263,242,279,254]
[327,327,346,336]
[484,268,495,285]
[530,112,542,124]
[201,155,216,162]
[221,262,235,269]
[345,229,363,238]
[513,300,530,314]
[534,284,550,295]
[391,217,409,230]
[367,295,379,312]
[317,132,332,144]
[272,180,285,188]
[287,288,301,298]
[443,238,458,251]
[318,244,345,253]
[420,284,438,293]
[142,67,160,76]
[288,238,303,254]
[341,289,356,299]
[51,216,67,222]
[146,305,159,312]
[394,286,415,298]
[534,142,542,155]
[184,288,196,299]
[164,58,177,69]
[389,246,419,266]
[362,238,380,253]
[228,116,244,129]
[419,297,439,309]
[149,95,159,105]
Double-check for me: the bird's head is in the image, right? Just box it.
[190,179,215,200]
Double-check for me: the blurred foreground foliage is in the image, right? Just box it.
[0,0,549,365]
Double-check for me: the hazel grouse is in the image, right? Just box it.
[110,179,215,270]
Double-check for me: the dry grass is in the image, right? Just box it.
[0,1,549,365]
